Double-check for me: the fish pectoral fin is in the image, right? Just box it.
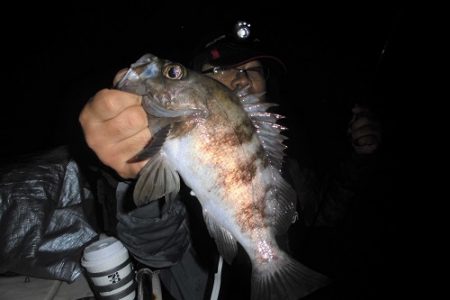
[128,125,170,163]
[133,152,180,207]
[203,210,238,264]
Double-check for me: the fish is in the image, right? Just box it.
[115,53,329,299]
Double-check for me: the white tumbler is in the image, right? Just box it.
[81,236,136,300]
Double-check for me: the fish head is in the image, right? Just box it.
[115,53,235,115]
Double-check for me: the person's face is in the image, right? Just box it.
[202,60,267,97]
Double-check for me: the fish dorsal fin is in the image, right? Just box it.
[203,209,238,264]
[239,93,288,171]
[238,91,298,234]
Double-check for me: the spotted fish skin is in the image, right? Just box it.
[116,53,329,299]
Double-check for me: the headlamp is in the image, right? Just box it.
[234,21,251,40]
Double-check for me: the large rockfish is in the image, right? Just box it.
[115,54,328,299]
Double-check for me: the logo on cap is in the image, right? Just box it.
[210,48,221,59]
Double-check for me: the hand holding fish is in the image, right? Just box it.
[79,88,150,179]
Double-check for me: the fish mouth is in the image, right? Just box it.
[113,68,129,86]
[115,54,161,88]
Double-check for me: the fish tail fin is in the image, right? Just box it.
[251,252,330,300]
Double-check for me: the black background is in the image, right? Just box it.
[0,2,420,298]
[1,3,408,160]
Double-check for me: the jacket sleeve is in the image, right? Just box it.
[0,146,99,282]
[94,168,191,269]
[115,182,191,268]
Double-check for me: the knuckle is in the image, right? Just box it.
[120,107,148,131]
[137,130,152,145]
[123,110,142,129]
[101,150,121,170]
[86,138,105,155]
[97,91,119,114]
[78,110,88,126]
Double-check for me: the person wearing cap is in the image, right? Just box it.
[79,21,384,299]
[80,20,381,178]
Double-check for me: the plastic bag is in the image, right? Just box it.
[0,146,98,282]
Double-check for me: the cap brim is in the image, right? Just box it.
[211,54,287,73]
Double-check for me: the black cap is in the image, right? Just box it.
[191,20,286,74]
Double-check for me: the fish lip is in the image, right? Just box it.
[132,53,157,68]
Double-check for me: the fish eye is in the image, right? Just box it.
[163,64,185,80]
